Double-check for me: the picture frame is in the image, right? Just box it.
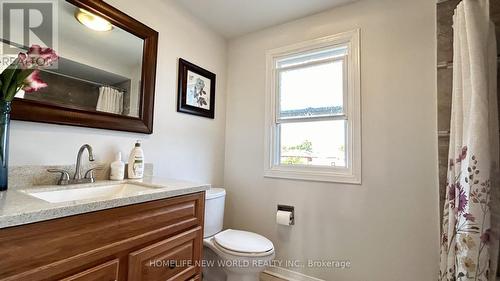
[177,58,216,119]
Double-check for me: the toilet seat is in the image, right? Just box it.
[211,229,274,257]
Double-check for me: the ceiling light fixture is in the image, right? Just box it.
[75,8,113,32]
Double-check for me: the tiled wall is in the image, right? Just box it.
[436,0,500,275]
[436,0,460,217]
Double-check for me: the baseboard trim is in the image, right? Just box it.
[264,266,325,281]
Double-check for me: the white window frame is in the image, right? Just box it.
[264,29,361,184]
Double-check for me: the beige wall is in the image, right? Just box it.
[10,0,227,186]
[223,0,440,280]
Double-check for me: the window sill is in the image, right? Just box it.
[264,167,361,184]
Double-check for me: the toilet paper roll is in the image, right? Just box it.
[276,210,292,226]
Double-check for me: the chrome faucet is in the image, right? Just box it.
[74,144,94,181]
[48,144,101,185]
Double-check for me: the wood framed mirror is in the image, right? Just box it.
[7,0,158,134]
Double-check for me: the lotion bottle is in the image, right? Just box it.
[110,152,125,181]
[128,141,144,179]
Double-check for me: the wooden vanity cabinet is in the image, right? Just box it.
[59,259,120,281]
[0,192,205,281]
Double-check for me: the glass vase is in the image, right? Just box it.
[0,101,11,191]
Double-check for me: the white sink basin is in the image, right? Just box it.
[23,183,156,203]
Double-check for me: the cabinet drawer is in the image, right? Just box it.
[0,192,205,281]
[59,259,119,281]
[128,227,202,281]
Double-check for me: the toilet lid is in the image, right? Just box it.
[214,229,274,253]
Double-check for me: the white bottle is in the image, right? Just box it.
[110,152,125,181]
[128,140,144,179]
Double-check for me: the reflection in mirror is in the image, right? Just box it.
[2,1,144,118]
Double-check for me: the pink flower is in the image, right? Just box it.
[18,45,58,69]
[18,53,31,69]
[29,45,58,67]
[27,45,42,55]
[449,182,467,213]
[457,186,468,213]
[463,213,475,222]
[456,146,468,163]
[22,70,47,93]
[441,233,448,246]
[480,229,491,244]
[448,183,458,209]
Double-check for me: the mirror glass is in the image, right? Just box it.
[1,1,144,118]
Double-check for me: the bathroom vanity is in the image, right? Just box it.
[0,178,208,281]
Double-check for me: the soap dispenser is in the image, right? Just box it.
[110,152,125,181]
[128,141,144,179]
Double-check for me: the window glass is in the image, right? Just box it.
[279,120,346,167]
[278,60,344,119]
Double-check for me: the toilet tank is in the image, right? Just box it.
[204,188,226,238]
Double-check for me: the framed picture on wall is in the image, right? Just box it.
[177,58,216,119]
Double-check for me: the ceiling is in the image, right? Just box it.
[174,0,357,38]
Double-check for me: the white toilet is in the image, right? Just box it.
[203,188,275,281]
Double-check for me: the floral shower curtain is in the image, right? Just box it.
[439,0,500,280]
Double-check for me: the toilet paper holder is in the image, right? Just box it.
[277,204,295,225]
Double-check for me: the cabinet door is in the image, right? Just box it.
[128,227,202,281]
[59,259,119,281]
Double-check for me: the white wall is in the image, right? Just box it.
[10,0,227,186]
[224,0,440,280]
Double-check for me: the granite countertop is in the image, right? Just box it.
[0,177,210,229]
